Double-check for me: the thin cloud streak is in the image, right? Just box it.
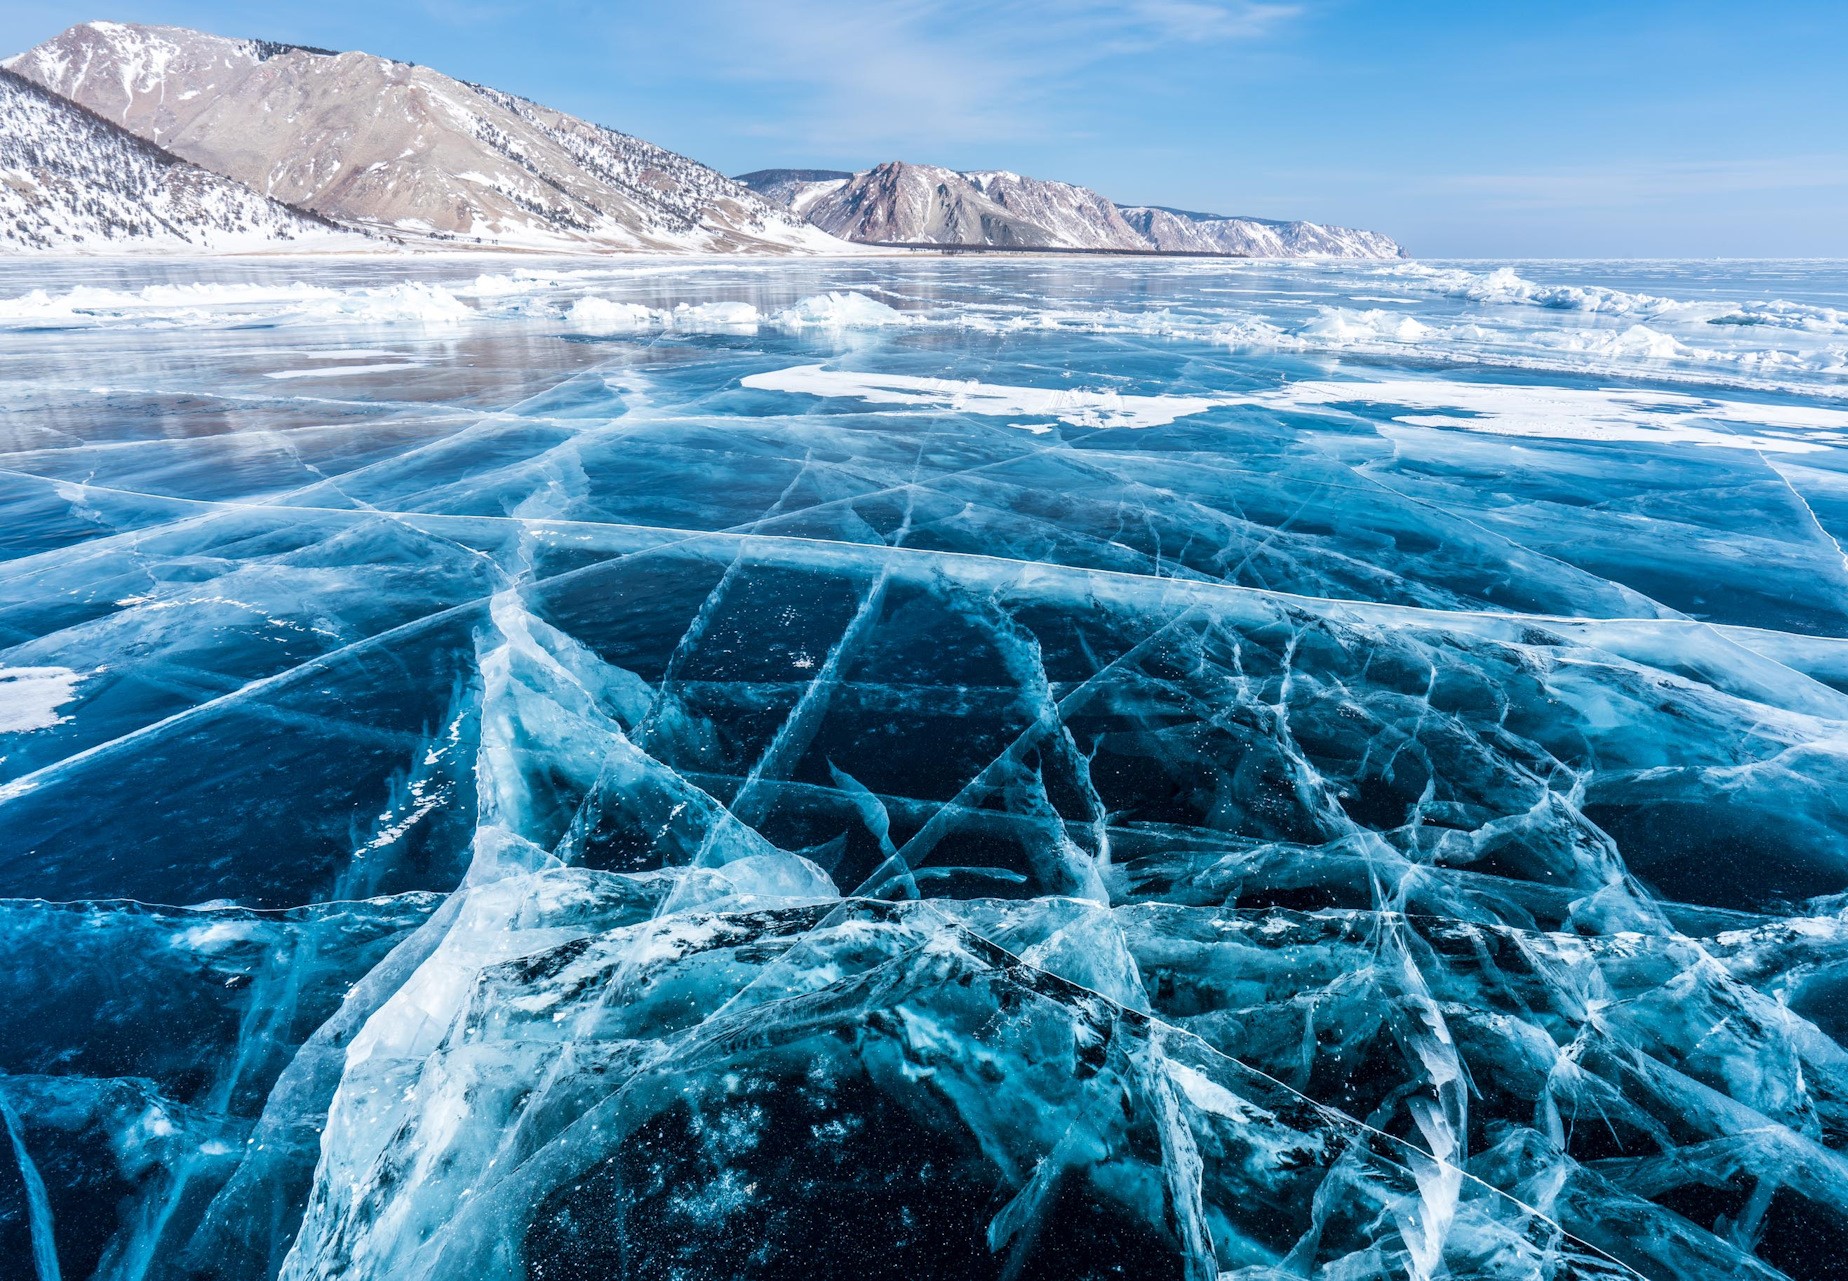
[680,0,1302,153]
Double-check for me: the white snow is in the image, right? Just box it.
[0,666,83,733]
[741,364,1221,429]
[1256,378,1848,454]
[740,361,1848,452]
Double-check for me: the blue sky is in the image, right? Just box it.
[5,1,1845,257]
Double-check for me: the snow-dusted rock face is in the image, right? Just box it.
[6,22,844,253]
[755,162,1146,249]
[962,170,1148,249]
[1119,205,1405,259]
[0,67,360,253]
[781,161,1061,247]
[744,161,1405,258]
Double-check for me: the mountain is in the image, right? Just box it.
[733,169,853,219]
[957,169,1150,249]
[1119,205,1404,259]
[6,22,842,253]
[739,163,1405,258]
[2,21,1397,259]
[0,66,362,253]
[740,162,1149,249]
[750,162,1053,247]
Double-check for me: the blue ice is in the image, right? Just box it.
[2,255,1848,1280]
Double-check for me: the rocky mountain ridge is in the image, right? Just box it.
[5,21,841,253]
[1120,204,1404,258]
[739,162,1405,258]
[1,21,1403,258]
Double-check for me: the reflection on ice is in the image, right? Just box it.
[3,254,1848,1280]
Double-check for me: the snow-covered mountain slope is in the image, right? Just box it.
[6,22,844,253]
[0,67,362,253]
[1119,205,1404,259]
[743,160,1405,258]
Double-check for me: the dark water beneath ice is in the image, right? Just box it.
[2,253,1848,1280]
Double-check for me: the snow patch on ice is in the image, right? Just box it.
[0,666,83,733]
[1259,378,1848,454]
[741,364,1222,429]
[744,361,1848,448]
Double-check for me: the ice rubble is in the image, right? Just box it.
[566,291,909,335]
[1,265,1843,397]
[564,297,657,333]
[1385,263,1848,334]
[770,289,909,330]
[0,280,474,328]
[0,280,917,340]
[4,257,1848,1281]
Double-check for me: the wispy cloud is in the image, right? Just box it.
[675,0,1301,153]
[1115,0,1301,45]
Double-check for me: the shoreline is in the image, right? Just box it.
[0,245,1410,263]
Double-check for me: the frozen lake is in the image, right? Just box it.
[3,253,1847,1280]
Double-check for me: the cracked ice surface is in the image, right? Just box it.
[3,255,1848,1281]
